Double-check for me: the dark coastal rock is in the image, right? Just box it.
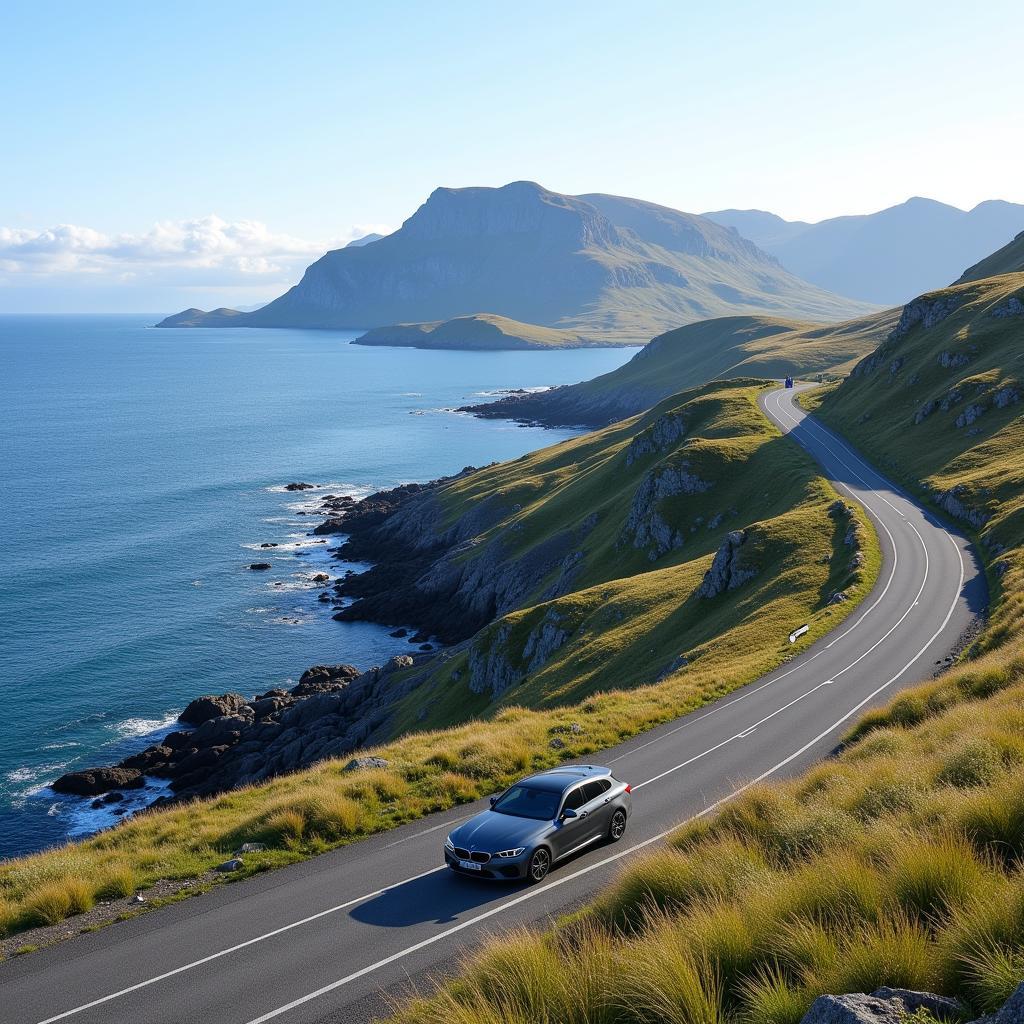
[284,482,316,491]
[259,542,278,548]
[52,766,145,796]
[179,692,248,725]
[248,562,272,571]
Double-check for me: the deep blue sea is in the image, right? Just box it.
[0,315,635,858]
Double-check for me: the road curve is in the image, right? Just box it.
[2,385,986,1024]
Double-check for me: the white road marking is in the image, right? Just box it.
[29,386,969,1024]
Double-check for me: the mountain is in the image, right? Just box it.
[155,181,873,345]
[345,232,385,247]
[352,313,608,350]
[958,229,1024,282]
[705,198,1024,305]
[462,309,895,427]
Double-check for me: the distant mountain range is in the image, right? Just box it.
[156,181,872,345]
[704,198,1024,305]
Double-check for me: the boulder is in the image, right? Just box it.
[247,562,272,571]
[697,530,755,599]
[215,858,244,872]
[52,766,145,796]
[996,981,1024,1023]
[179,692,248,725]
[284,482,316,491]
[799,989,965,1024]
[343,756,390,772]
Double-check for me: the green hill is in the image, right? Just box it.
[803,271,1024,567]
[155,182,874,345]
[351,313,608,350]
[462,310,896,426]
[958,230,1024,282]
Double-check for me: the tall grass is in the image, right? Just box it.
[390,635,1024,1023]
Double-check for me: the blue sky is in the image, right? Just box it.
[1,0,1021,312]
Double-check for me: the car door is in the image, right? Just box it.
[551,783,588,859]
[579,779,613,839]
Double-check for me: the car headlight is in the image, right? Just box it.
[494,847,526,858]
[445,835,455,852]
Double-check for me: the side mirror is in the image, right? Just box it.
[489,795,498,807]
[560,807,578,821]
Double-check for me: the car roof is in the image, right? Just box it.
[520,765,612,792]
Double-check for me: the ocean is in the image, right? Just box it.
[0,315,635,858]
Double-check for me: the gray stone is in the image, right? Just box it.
[215,858,244,872]
[956,403,985,428]
[996,981,1024,1024]
[234,842,266,855]
[697,530,755,599]
[343,756,390,772]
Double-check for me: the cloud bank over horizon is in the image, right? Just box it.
[0,216,392,313]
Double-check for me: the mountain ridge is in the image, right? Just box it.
[155,181,873,344]
[705,197,1024,304]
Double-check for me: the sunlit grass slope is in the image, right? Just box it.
[0,381,877,943]
[388,379,875,731]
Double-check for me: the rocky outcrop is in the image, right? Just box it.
[624,413,687,466]
[939,350,971,369]
[890,293,964,340]
[54,657,425,804]
[328,475,599,646]
[799,988,964,1024]
[991,294,1024,318]
[697,530,755,598]
[52,766,145,797]
[933,483,990,529]
[956,403,986,428]
[624,462,711,559]
[179,692,248,725]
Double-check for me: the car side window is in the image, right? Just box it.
[581,780,609,803]
[561,786,586,812]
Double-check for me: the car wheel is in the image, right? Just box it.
[609,808,627,842]
[527,847,551,883]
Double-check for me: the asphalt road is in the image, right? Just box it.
[2,385,986,1024]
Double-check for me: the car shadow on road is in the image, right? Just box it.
[350,867,528,928]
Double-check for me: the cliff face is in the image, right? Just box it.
[156,181,874,343]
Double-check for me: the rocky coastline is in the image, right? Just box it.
[458,385,623,430]
[49,469,494,815]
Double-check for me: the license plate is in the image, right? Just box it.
[458,859,482,871]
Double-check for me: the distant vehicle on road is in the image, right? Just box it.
[444,765,632,882]
[785,375,794,388]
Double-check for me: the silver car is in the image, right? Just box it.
[444,764,632,882]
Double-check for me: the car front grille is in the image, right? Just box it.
[452,847,491,863]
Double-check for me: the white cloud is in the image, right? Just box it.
[0,216,392,281]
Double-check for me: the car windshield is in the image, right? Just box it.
[491,784,560,821]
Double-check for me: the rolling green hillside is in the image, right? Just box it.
[0,381,877,943]
[803,271,1024,586]
[381,379,876,735]
[463,310,896,427]
[388,269,1024,1024]
[958,230,1024,282]
[351,313,608,350]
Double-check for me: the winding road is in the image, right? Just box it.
[2,385,986,1024]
